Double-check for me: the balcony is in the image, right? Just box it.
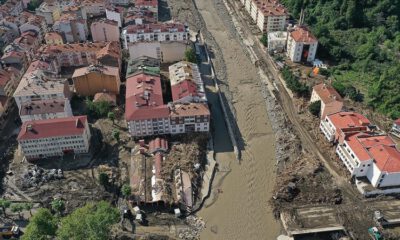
[336,144,357,175]
[320,120,335,142]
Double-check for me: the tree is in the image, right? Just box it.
[121,184,131,199]
[309,101,321,117]
[51,199,65,216]
[108,111,115,124]
[112,129,120,142]
[86,99,111,118]
[99,172,109,187]
[10,203,25,219]
[260,34,268,47]
[24,202,34,217]
[22,208,57,240]
[184,48,197,63]
[57,201,119,240]
[0,199,11,217]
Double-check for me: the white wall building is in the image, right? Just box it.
[18,116,91,160]
[267,31,287,52]
[287,26,318,63]
[106,7,124,28]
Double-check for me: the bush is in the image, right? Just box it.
[184,48,197,63]
[85,99,111,118]
[309,101,321,117]
[260,34,268,47]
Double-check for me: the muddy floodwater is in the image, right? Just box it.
[195,0,281,239]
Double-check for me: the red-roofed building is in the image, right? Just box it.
[17,115,91,160]
[336,132,400,187]
[149,137,168,154]
[287,26,318,62]
[311,83,343,119]
[125,73,170,137]
[320,112,373,143]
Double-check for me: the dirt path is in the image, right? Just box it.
[193,0,281,239]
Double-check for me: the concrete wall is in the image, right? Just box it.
[160,42,187,63]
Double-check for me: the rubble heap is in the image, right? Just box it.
[20,165,63,189]
[178,215,206,240]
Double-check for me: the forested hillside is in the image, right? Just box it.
[281,0,400,118]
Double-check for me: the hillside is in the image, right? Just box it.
[281,0,400,118]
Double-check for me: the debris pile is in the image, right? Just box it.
[20,165,63,188]
[178,216,205,240]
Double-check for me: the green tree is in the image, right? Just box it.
[86,99,111,118]
[184,48,197,63]
[22,208,57,240]
[99,172,109,187]
[309,101,321,117]
[108,111,115,124]
[112,129,120,142]
[24,202,34,217]
[260,34,268,47]
[10,203,25,219]
[57,201,119,240]
[0,199,11,217]
[51,199,65,216]
[121,184,131,199]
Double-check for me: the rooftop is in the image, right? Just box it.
[170,103,210,117]
[290,26,318,43]
[125,73,168,121]
[17,116,87,140]
[254,0,288,17]
[370,145,400,173]
[313,83,342,104]
[135,0,158,7]
[126,56,160,78]
[19,99,67,116]
[328,112,371,131]
[72,64,119,78]
[123,22,187,34]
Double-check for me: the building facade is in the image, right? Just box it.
[311,83,343,119]
[90,19,120,42]
[17,116,91,160]
[53,13,89,43]
[72,64,121,96]
[287,26,318,62]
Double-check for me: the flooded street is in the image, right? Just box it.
[195,0,281,239]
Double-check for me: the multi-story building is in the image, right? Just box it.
[90,19,120,42]
[336,132,400,188]
[122,23,188,48]
[106,6,124,28]
[310,83,343,119]
[13,31,41,61]
[0,46,29,72]
[126,56,160,78]
[125,72,211,137]
[72,64,120,96]
[391,119,400,138]
[13,69,71,110]
[45,32,64,45]
[169,103,210,134]
[122,22,189,62]
[109,0,129,6]
[19,15,48,41]
[135,0,158,20]
[38,42,121,68]
[35,2,62,25]
[125,7,156,25]
[287,26,318,63]
[0,16,20,37]
[80,0,106,16]
[125,73,170,137]
[17,115,91,160]
[0,0,23,17]
[19,98,73,123]
[0,26,17,49]
[0,67,21,97]
[53,13,89,43]
[320,112,373,143]
[62,5,87,20]
[169,61,206,103]
[267,31,287,52]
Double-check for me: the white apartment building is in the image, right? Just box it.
[336,133,400,188]
[19,99,73,123]
[18,116,91,160]
[122,23,188,49]
[13,70,71,110]
[287,26,318,62]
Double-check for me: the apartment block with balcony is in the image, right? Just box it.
[169,103,210,134]
[17,116,91,160]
